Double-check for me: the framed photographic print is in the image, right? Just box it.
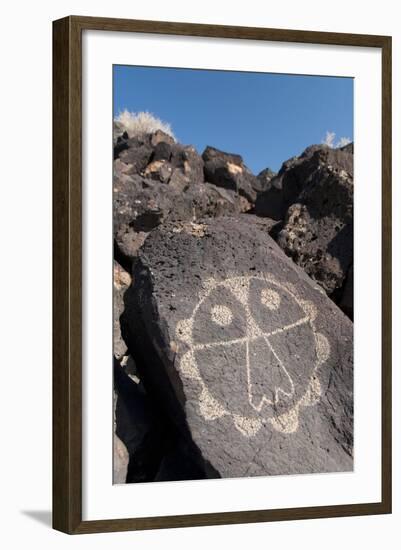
[52,16,392,534]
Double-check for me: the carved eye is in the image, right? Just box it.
[248,279,305,336]
[192,285,246,345]
[211,305,233,326]
[261,288,281,310]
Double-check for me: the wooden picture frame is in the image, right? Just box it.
[53,15,392,534]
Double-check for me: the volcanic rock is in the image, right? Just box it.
[253,167,276,193]
[113,358,166,483]
[276,158,353,295]
[170,144,205,186]
[114,130,204,187]
[121,215,353,478]
[113,171,247,269]
[254,144,353,295]
[116,134,154,172]
[255,144,353,221]
[202,146,258,203]
[253,177,283,220]
[153,439,209,482]
[340,142,354,154]
[113,261,131,359]
[150,129,176,147]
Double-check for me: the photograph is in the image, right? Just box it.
[112,65,354,484]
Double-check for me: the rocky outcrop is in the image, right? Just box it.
[255,144,353,298]
[114,172,247,269]
[255,144,353,221]
[113,132,354,483]
[202,146,258,203]
[113,136,251,270]
[253,167,276,193]
[121,216,353,478]
[340,142,354,154]
[115,129,203,186]
[275,149,353,296]
[253,178,283,220]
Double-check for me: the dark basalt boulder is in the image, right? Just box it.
[153,439,209,482]
[114,130,204,187]
[116,135,154,172]
[114,357,187,483]
[276,161,353,296]
[253,167,276,193]
[151,140,173,162]
[253,177,283,220]
[113,132,252,269]
[255,144,353,221]
[202,146,258,203]
[144,143,204,187]
[150,129,176,147]
[113,130,129,159]
[254,144,354,296]
[113,170,247,269]
[121,215,353,478]
[340,142,354,154]
[170,144,205,186]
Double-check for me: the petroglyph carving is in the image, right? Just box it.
[211,304,233,326]
[176,274,330,437]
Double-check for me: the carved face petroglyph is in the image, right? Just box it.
[176,274,330,437]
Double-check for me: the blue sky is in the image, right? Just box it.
[113,65,353,174]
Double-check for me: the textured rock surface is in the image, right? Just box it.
[114,129,204,186]
[121,216,353,478]
[113,169,246,269]
[202,146,258,203]
[254,144,353,296]
[253,178,283,220]
[276,152,353,295]
[113,262,131,359]
[253,167,276,193]
[113,132,355,482]
[255,144,353,221]
[113,358,165,483]
[114,355,211,483]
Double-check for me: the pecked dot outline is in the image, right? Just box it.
[176,274,330,436]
